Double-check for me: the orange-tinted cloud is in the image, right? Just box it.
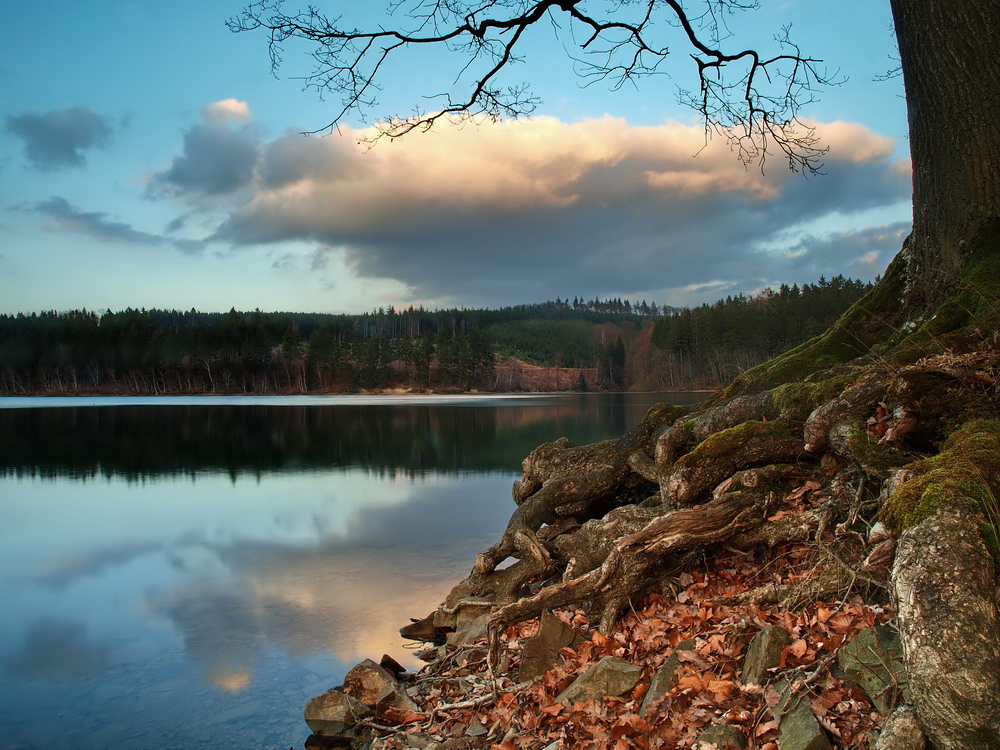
[198,114,911,307]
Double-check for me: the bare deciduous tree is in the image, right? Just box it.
[230,0,835,172]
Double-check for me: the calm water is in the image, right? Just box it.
[0,392,705,749]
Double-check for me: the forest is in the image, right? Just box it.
[0,275,870,395]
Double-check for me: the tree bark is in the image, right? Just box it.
[889,0,1000,305]
[892,505,1000,749]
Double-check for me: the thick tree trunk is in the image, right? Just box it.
[889,0,1000,305]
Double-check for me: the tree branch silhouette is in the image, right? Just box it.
[229,0,837,171]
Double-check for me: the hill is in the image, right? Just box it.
[0,276,870,395]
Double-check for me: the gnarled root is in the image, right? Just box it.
[655,391,784,471]
[661,420,804,505]
[442,405,690,613]
[486,488,775,662]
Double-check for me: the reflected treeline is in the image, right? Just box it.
[0,394,703,480]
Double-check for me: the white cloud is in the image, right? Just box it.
[202,115,909,306]
[202,99,251,123]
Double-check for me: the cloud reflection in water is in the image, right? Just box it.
[4,618,110,684]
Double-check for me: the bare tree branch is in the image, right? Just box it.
[229,0,838,170]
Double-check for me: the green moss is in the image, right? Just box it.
[622,402,694,455]
[883,420,1000,534]
[682,418,698,441]
[713,227,1000,409]
[771,381,816,414]
[881,226,1000,365]
[771,373,855,416]
[846,427,907,475]
[688,420,793,460]
[981,522,1000,564]
[711,253,911,406]
[642,402,691,428]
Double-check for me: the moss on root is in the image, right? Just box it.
[688,419,794,460]
[714,224,1000,409]
[712,252,911,405]
[847,427,909,475]
[883,421,1000,561]
[771,373,856,416]
[642,402,692,429]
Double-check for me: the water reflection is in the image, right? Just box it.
[0,393,705,479]
[0,393,706,749]
[4,619,110,684]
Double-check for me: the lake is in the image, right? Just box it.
[0,392,706,749]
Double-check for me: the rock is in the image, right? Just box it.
[837,626,907,715]
[416,645,443,662]
[518,610,585,682]
[454,597,494,624]
[397,733,433,748]
[695,724,748,749]
[379,653,407,678]
[400,613,440,643]
[303,688,372,736]
[341,659,396,705]
[306,733,354,749]
[555,655,643,706]
[404,739,470,750]
[772,678,831,750]
[342,658,419,714]
[466,718,489,737]
[742,625,792,686]
[874,705,926,750]
[640,638,696,717]
[433,596,493,630]
[447,613,491,648]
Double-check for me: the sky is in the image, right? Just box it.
[0,0,911,315]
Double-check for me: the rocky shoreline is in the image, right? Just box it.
[297,338,1000,749]
[302,540,910,750]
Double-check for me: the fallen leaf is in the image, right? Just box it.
[755,720,779,736]
[786,638,808,659]
[381,708,425,724]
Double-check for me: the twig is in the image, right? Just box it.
[430,692,496,722]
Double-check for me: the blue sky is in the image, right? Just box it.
[0,0,910,314]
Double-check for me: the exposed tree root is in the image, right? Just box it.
[484,488,777,662]
[404,336,1000,747]
[442,404,688,611]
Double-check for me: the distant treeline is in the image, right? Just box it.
[641,275,874,388]
[0,279,871,395]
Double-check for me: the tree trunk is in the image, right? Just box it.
[890,0,1000,306]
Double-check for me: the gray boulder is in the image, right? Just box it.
[837,625,908,715]
[772,678,831,750]
[555,655,643,705]
[640,638,695,717]
[304,688,372,736]
[342,658,419,714]
[742,625,791,686]
[695,723,747,749]
[447,613,491,648]
[518,610,585,682]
